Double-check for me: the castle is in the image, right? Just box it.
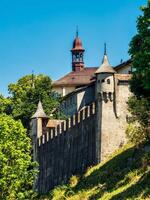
[31,33,132,194]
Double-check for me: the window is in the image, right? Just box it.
[107,79,110,84]
[108,92,113,101]
[76,54,79,62]
[103,92,108,103]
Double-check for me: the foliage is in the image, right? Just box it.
[126,122,147,145]
[69,176,79,188]
[127,96,150,126]
[0,114,38,200]
[126,97,150,145]
[8,74,61,129]
[39,144,150,200]
[49,186,68,200]
[0,95,12,115]
[127,0,150,145]
[129,0,150,97]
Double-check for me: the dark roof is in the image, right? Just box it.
[53,67,97,87]
[114,59,132,71]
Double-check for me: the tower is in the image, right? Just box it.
[31,101,48,161]
[95,45,117,162]
[71,29,85,71]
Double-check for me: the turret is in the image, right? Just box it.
[30,100,49,171]
[31,101,48,138]
[30,101,49,190]
[95,44,116,101]
[95,44,117,163]
[71,29,85,71]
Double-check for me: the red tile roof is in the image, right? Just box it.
[53,67,98,87]
[71,37,85,51]
[53,60,132,87]
[46,120,64,128]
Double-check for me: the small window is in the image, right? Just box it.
[107,79,110,84]
[108,92,113,101]
[101,79,105,83]
[103,92,107,98]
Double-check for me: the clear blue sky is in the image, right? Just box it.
[0,0,147,96]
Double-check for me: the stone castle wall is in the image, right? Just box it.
[36,103,96,194]
[33,74,131,194]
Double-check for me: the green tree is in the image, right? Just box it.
[8,74,61,129]
[0,95,12,115]
[127,0,150,145]
[129,0,150,97]
[0,114,37,200]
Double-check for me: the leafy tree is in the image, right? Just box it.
[0,114,37,200]
[8,74,61,130]
[127,0,150,145]
[129,0,150,97]
[0,95,12,115]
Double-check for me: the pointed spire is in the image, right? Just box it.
[31,101,48,119]
[104,43,107,55]
[76,25,79,38]
[95,45,116,74]
[102,43,109,64]
[102,54,110,67]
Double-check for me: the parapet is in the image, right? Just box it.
[38,102,96,146]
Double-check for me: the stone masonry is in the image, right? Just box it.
[31,52,131,194]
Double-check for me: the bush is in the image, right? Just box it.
[126,122,147,145]
[69,175,79,188]
[0,114,38,200]
[126,96,150,145]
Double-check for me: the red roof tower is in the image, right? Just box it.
[71,29,85,72]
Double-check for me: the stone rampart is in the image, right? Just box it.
[36,103,96,194]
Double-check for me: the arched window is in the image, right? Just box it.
[107,79,110,84]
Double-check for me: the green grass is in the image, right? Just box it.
[39,143,150,200]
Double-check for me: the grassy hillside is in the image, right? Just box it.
[39,144,150,200]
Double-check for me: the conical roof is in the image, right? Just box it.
[95,54,116,74]
[31,101,48,119]
[71,29,85,51]
[72,37,84,51]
